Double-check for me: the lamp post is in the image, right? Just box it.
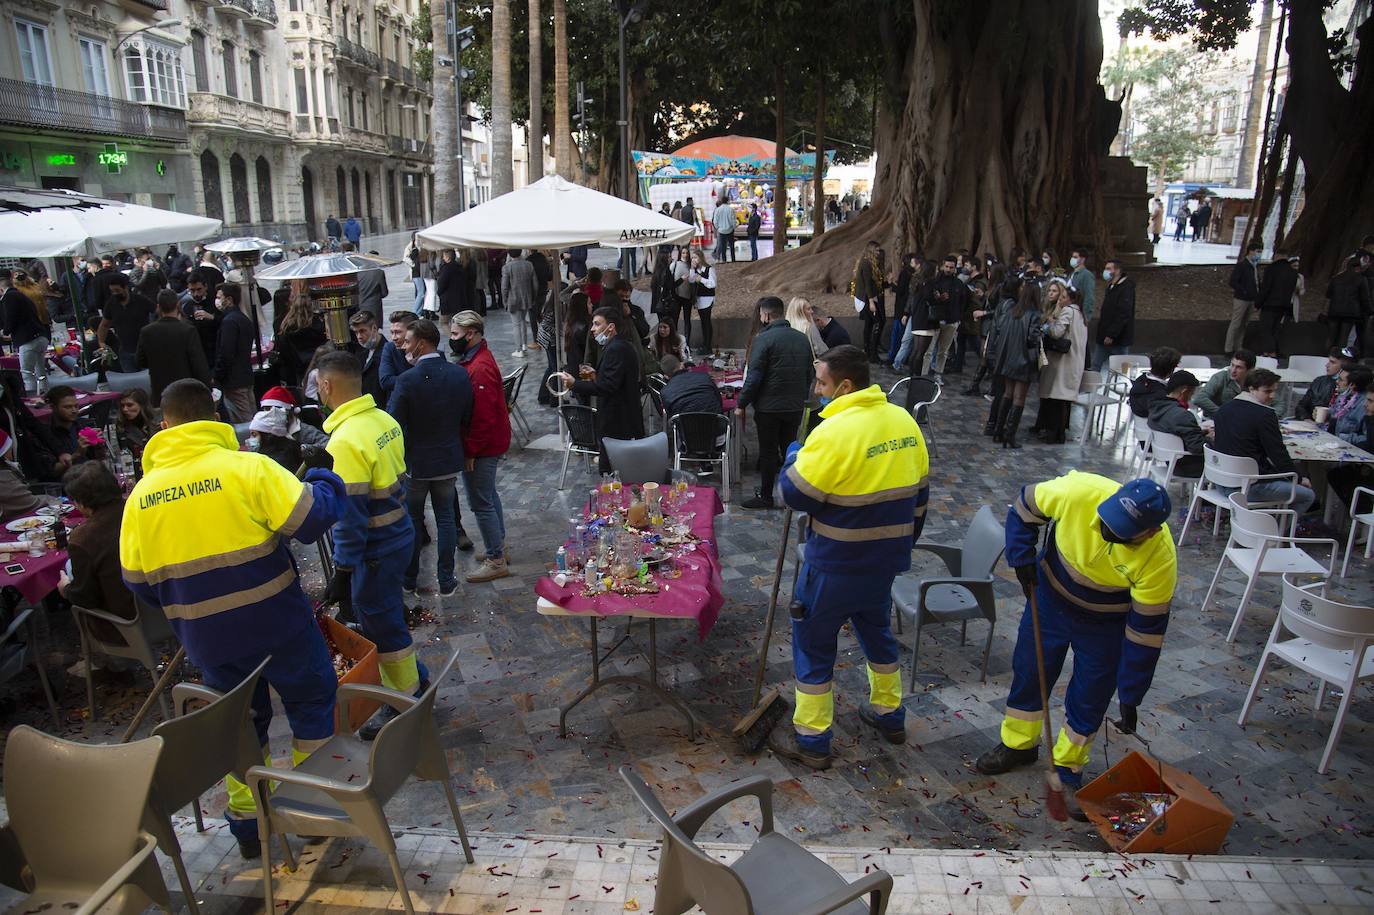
[446,5,476,213]
[614,1,648,275]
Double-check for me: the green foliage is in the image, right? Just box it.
[415,47,433,84]
[1124,50,1221,184]
[1117,0,1253,51]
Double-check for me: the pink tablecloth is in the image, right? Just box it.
[0,510,86,604]
[534,485,725,641]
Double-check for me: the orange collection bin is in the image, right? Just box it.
[1076,750,1234,855]
[321,615,382,733]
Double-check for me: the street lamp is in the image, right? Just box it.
[614,0,648,274]
[113,18,183,53]
[445,4,476,213]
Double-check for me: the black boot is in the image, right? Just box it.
[1002,405,1025,449]
[974,742,1039,775]
[991,398,1012,442]
[984,396,1004,437]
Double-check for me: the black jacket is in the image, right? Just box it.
[136,316,211,406]
[355,339,386,403]
[1229,258,1260,302]
[572,336,644,440]
[435,260,467,315]
[356,268,389,317]
[1257,259,1299,315]
[1147,397,1207,455]
[662,370,724,420]
[1,287,48,347]
[1128,374,1169,418]
[737,320,813,414]
[1096,276,1136,345]
[102,291,155,354]
[1296,372,1338,420]
[386,354,472,478]
[179,291,222,364]
[1214,393,1295,475]
[213,308,255,390]
[818,319,851,349]
[1326,270,1373,320]
[746,213,762,238]
[928,274,968,325]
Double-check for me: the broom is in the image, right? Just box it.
[729,505,793,752]
[1028,588,1069,821]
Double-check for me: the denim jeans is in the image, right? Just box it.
[1091,342,1127,373]
[18,336,49,395]
[1219,481,1317,515]
[406,476,458,590]
[892,323,917,370]
[462,456,506,560]
[117,350,138,373]
[412,277,426,314]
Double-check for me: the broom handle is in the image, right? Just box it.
[120,646,186,743]
[750,507,793,708]
[1027,589,1058,769]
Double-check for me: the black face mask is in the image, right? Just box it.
[1099,520,1132,544]
[449,337,469,356]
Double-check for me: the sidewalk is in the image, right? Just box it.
[87,817,1374,914]
[1152,237,1241,267]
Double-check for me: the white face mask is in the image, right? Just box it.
[594,331,611,346]
[1069,256,1080,268]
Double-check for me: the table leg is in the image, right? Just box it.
[558,616,698,740]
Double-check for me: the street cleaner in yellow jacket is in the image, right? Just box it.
[119,379,348,859]
[772,344,930,769]
[315,349,423,740]
[975,471,1176,820]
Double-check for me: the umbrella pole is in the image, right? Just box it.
[554,266,566,441]
[243,262,263,365]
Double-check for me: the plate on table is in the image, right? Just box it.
[35,502,74,517]
[5,517,48,533]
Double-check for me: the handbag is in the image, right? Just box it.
[676,279,695,300]
[1043,333,1071,354]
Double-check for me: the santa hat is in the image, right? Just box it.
[250,406,299,439]
[260,386,295,410]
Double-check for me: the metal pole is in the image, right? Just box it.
[576,80,586,178]
[450,0,466,213]
[617,11,630,275]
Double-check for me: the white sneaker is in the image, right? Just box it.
[512,350,526,359]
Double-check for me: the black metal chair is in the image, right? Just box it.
[669,412,732,502]
[886,376,941,458]
[503,364,532,444]
[558,403,599,489]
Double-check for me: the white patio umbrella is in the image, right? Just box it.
[0,185,221,258]
[416,174,693,250]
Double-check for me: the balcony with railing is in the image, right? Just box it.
[0,76,186,141]
[187,92,291,134]
[246,0,279,28]
[217,0,253,19]
[385,59,401,82]
[335,36,380,71]
[401,66,414,87]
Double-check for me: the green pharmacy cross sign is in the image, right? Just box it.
[98,143,128,174]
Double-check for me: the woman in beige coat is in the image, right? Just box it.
[1032,280,1088,443]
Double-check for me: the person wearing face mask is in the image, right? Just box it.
[1226,241,1263,354]
[119,378,347,860]
[96,274,154,372]
[179,269,222,365]
[769,344,929,770]
[1091,260,1135,372]
[138,290,211,406]
[555,307,644,474]
[448,312,512,582]
[212,283,256,423]
[976,473,1176,822]
[1067,249,1095,323]
[347,310,387,404]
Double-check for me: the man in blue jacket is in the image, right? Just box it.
[387,318,473,596]
[378,310,418,398]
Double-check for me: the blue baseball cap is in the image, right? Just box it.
[1098,479,1171,540]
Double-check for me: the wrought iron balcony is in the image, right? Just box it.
[335,36,380,71]
[0,76,186,141]
[386,60,401,81]
[247,0,279,27]
[401,66,414,86]
[218,0,253,19]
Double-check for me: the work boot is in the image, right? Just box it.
[1063,787,1090,822]
[1002,405,1025,450]
[974,742,1039,775]
[767,728,833,770]
[740,489,776,510]
[466,556,510,583]
[358,678,428,742]
[228,816,261,860]
[990,399,1012,442]
[984,396,1004,436]
[858,706,907,744]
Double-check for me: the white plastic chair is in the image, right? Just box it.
[1105,354,1148,429]
[1342,486,1374,577]
[1127,415,1154,476]
[1178,445,1300,543]
[1255,356,1279,370]
[1073,371,1120,445]
[1202,494,1336,643]
[1177,355,1211,369]
[1238,575,1374,774]
[1286,355,1328,379]
[1146,430,1201,494]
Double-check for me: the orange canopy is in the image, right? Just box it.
[671,135,799,161]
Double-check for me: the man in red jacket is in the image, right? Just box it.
[449,311,513,581]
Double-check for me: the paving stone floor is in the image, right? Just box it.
[4,304,1373,884]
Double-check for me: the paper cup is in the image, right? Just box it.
[1313,406,1330,424]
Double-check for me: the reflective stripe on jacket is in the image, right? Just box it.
[780,385,929,577]
[119,420,345,667]
[324,393,414,566]
[1005,470,1176,706]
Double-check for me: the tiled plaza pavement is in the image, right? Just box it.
[4,301,1373,883]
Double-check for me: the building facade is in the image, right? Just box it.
[0,0,196,211]
[1,0,436,246]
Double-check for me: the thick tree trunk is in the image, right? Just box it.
[813,69,826,238]
[1279,9,1374,281]
[528,0,544,183]
[744,0,1105,295]
[772,65,786,254]
[490,0,514,196]
[1234,0,1274,189]
[552,0,574,180]
[429,2,460,217]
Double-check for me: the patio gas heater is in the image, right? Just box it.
[205,236,280,362]
[255,251,399,346]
